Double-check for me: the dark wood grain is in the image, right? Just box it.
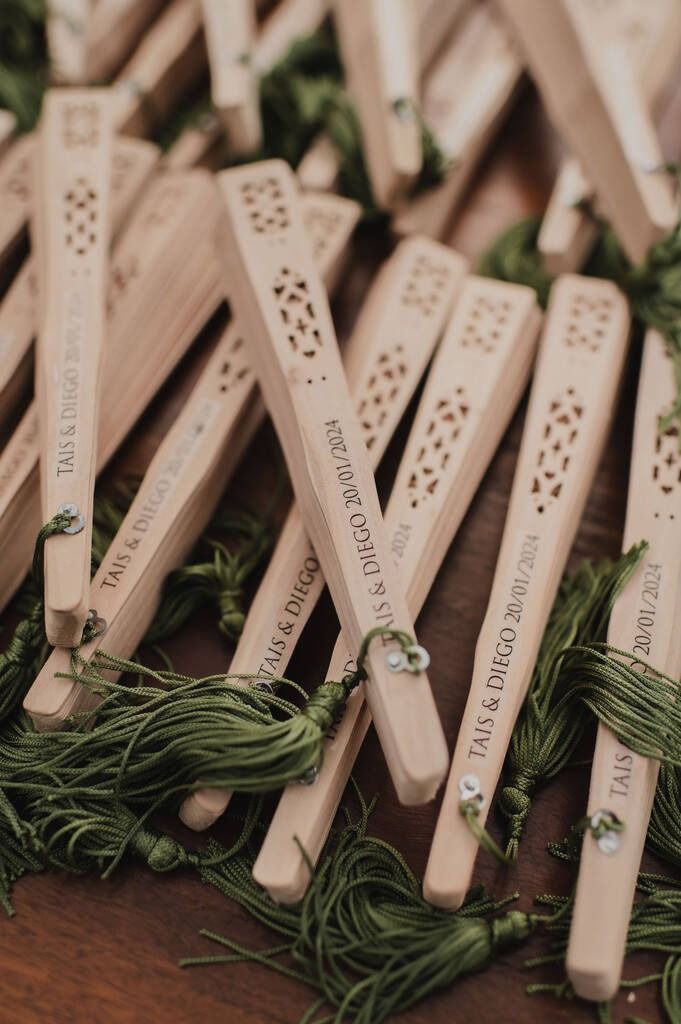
[3,74,681,1024]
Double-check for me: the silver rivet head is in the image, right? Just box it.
[299,765,319,786]
[405,643,430,672]
[387,650,406,672]
[597,831,620,855]
[86,609,107,638]
[459,773,484,806]
[58,503,85,535]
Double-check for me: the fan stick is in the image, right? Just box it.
[46,0,92,84]
[180,232,467,829]
[0,169,224,614]
[539,0,681,274]
[495,0,677,266]
[0,136,159,436]
[113,0,206,137]
[332,0,422,209]
[215,161,449,805]
[33,89,114,647]
[0,135,36,284]
[24,191,360,730]
[0,111,15,159]
[416,0,471,71]
[202,0,262,155]
[86,0,168,83]
[423,274,630,908]
[566,329,681,1001]
[393,2,522,240]
[253,276,542,901]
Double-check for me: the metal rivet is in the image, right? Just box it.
[458,773,484,807]
[405,643,430,672]
[299,765,319,786]
[387,650,406,672]
[597,832,620,855]
[58,503,85,535]
[86,609,107,638]
[253,678,274,694]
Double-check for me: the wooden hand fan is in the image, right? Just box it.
[252,275,542,902]
[423,273,630,908]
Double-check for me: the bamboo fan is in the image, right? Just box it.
[415,0,472,71]
[566,330,681,1001]
[0,136,159,437]
[46,0,92,84]
[167,0,330,174]
[33,89,114,647]
[85,0,169,83]
[539,0,681,274]
[393,2,522,240]
[332,0,422,209]
[202,0,262,155]
[423,274,630,909]
[24,192,360,730]
[214,160,449,805]
[0,111,15,160]
[0,134,35,284]
[495,0,677,266]
[253,276,542,901]
[0,169,224,615]
[113,0,206,137]
[180,231,468,830]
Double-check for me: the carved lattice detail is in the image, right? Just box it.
[241,177,289,236]
[62,102,100,148]
[64,177,98,255]
[563,290,614,352]
[400,252,452,318]
[140,179,186,228]
[272,267,322,359]
[461,291,514,353]
[356,344,409,451]
[532,386,584,513]
[302,204,343,263]
[107,255,140,316]
[406,387,470,508]
[653,423,681,502]
[218,333,251,393]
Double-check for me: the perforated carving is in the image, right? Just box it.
[141,179,186,228]
[400,253,452,318]
[461,291,513,353]
[406,387,470,508]
[107,255,140,316]
[532,386,583,514]
[564,291,614,352]
[241,177,289,236]
[356,344,409,451]
[1,150,32,205]
[272,267,322,359]
[64,177,98,255]
[62,102,100,148]
[653,423,680,510]
[218,333,251,394]
[302,204,343,262]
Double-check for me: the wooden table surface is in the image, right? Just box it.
[4,71,681,1024]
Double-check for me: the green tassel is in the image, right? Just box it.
[528,869,681,1024]
[144,509,272,644]
[156,28,447,215]
[500,543,647,859]
[184,792,539,1024]
[477,216,554,307]
[648,763,681,870]
[0,0,47,130]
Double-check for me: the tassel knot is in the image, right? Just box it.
[498,773,536,860]
[300,680,348,734]
[491,910,537,951]
[217,586,245,641]
[131,828,197,873]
